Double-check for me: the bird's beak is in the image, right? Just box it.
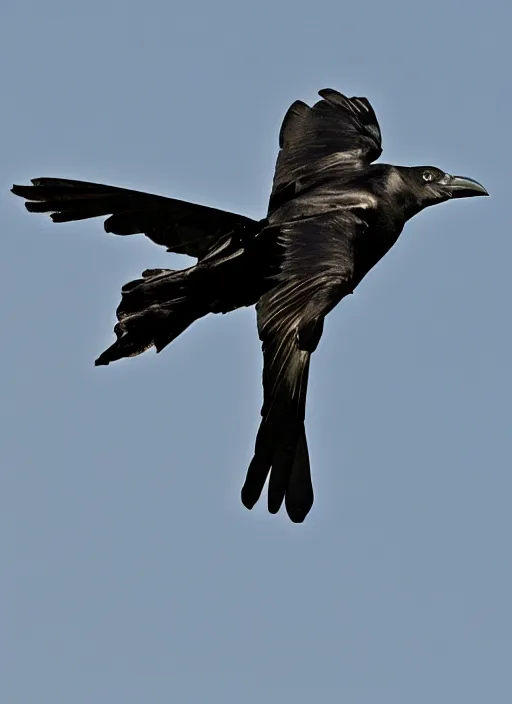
[440,174,489,199]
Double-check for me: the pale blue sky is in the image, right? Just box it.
[2,1,511,702]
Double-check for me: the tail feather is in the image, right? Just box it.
[95,268,205,366]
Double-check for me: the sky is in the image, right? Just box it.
[2,0,511,702]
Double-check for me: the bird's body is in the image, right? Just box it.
[12,88,488,522]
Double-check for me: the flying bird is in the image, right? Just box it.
[12,88,488,522]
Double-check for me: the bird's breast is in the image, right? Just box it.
[352,218,402,287]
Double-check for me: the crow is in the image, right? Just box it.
[12,88,488,523]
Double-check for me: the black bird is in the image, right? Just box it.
[12,88,488,523]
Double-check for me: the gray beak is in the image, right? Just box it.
[440,174,489,199]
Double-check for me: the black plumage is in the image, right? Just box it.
[12,88,488,522]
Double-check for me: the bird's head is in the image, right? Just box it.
[402,166,489,213]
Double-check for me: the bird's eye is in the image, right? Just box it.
[422,171,434,182]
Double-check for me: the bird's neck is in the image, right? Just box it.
[378,165,426,221]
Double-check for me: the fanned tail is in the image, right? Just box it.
[95,267,205,366]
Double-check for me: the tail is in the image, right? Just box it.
[95,267,206,366]
[11,176,264,365]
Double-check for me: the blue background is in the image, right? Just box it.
[2,0,511,701]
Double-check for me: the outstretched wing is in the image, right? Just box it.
[241,210,364,522]
[11,178,256,261]
[269,89,382,213]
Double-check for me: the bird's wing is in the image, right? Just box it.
[269,89,382,213]
[11,178,256,261]
[241,210,362,522]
